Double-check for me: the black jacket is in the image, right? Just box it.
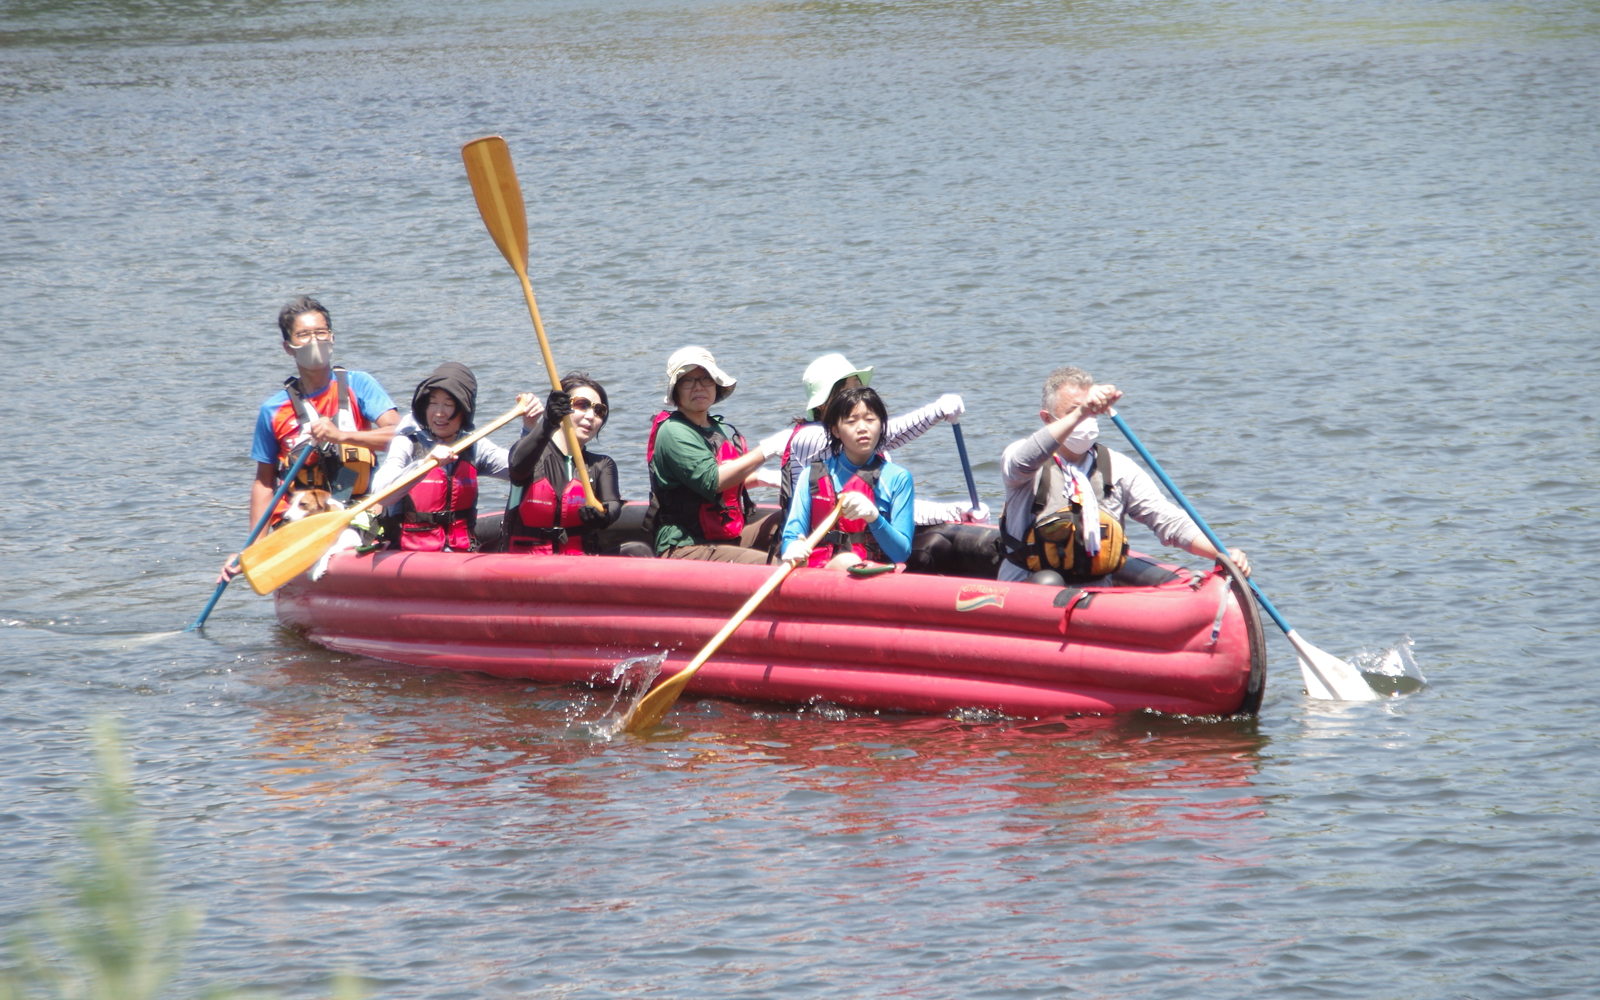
[504,419,622,553]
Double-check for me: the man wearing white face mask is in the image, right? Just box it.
[997,366,1249,585]
[219,297,401,581]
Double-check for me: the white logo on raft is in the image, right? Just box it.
[955,584,1008,612]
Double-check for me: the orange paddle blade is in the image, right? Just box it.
[237,510,355,595]
[461,136,529,275]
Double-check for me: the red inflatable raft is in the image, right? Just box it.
[276,520,1266,719]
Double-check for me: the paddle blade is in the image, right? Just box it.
[461,136,529,274]
[1286,629,1380,701]
[619,669,695,734]
[237,510,352,595]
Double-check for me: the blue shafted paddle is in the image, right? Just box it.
[187,444,313,631]
[1109,412,1377,701]
[951,423,981,512]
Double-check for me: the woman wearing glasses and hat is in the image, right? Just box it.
[645,346,791,564]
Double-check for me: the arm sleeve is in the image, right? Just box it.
[348,371,397,424]
[865,464,915,563]
[882,399,945,452]
[780,464,814,551]
[368,434,418,503]
[507,421,555,486]
[473,438,512,481]
[1000,426,1057,488]
[781,424,827,486]
[651,420,722,500]
[590,455,624,527]
[1115,453,1202,551]
[249,404,280,465]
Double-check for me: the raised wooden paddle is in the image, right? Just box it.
[461,135,600,510]
[619,505,845,734]
[237,400,529,595]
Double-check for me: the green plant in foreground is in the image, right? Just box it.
[2,719,195,1000]
[1,720,364,1000]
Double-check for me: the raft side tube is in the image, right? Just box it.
[304,634,1238,719]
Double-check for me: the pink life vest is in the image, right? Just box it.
[398,452,477,552]
[646,411,747,541]
[510,475,593,556]
[806,458,884,569]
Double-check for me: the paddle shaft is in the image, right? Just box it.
[1109,412,1293,636]
[515,269,601,508]
[951,423,981,510]
[622,505,845,733]
[187,443,313,630]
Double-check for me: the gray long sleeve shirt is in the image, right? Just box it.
[997,425,1202,583]
[368,414,511,509]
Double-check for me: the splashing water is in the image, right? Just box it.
[582,653,668,738]
[1349,635,1426,697]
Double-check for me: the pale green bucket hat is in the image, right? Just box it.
[802,353,873,420]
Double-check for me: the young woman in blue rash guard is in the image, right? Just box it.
[780,386,915,570]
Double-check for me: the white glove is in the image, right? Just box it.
[745,466,782,489]
[962,502,990,524]
[782,540,813,563]
[936,393,965,425]
[838,492,879,523]
[758,428,794,459]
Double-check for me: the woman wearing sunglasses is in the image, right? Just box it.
[487,371,632,556]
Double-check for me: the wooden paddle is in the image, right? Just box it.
[236,401,529,596]
[620,505,845,734]
[461,135,600,510]
[1109,412,1379,701]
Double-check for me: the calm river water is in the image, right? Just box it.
[3,1,1598,996]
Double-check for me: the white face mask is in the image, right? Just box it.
[292,337,333,369]
[1063,416,1099,453]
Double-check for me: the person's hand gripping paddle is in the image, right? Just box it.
[461,135,600,510]
[187,443,314,629]
[1109,411,1378,701]
[235,402,529,596]
[619,504,845,734]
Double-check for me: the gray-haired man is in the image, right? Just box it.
[997,366,1249,585]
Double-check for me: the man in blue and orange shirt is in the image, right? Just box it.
[220,296,399,580]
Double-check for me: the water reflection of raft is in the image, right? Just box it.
[277,510,1267,719]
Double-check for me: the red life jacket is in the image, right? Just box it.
[806,457,885,569]
[509,475,592,556]
[271,367,373,519]
[397,435,478,552]
[646,411,748,541]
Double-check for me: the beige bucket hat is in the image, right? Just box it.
[664,345,736,405]
[802,353,873,420]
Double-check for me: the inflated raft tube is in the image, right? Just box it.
[277,539,1267,719]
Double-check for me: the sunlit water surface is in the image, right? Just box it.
[2,1,1597,996]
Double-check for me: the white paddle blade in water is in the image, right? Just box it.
[1286,629,1380,701]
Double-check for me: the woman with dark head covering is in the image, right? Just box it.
[367,362,538,551]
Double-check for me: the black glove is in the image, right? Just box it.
[543,390,572,428]
[577,502,608,527]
